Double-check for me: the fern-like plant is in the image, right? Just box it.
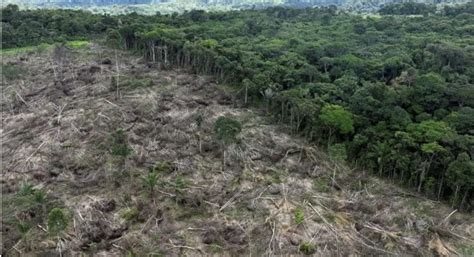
[18,182,35,196]
[142,171,158,198]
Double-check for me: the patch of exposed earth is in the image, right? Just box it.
[1,44,473,256]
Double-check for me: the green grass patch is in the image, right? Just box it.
[65,40,90,48]
[1,45,37,56]
[1,41,89,56]
[294,208,305,225]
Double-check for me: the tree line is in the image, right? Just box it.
[2,3,473,209]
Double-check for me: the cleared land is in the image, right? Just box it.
[1,44,473,256]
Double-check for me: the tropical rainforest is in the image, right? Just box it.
[3,3,473,209]
[2,2,474,256]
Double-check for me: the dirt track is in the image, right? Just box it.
[1,44,473,256]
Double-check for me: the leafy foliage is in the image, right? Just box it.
[214,116,242,146]
[109,129,132,157]
[121,207,140,221]
[18,182,35,196]
[299,242,316,255]
[2,2,474,209]
[294,208,304,225]
[141,171,159,198]
[320,104,354,135]
[47,208,69,235]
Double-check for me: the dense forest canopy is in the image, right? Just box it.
[2,3,473,209]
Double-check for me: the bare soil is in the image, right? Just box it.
[1,44,473,256]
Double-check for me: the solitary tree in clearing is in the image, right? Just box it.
[214,116,242,170]
[106,29,123,99]
[195,114,204,153]
[48,208,68,236]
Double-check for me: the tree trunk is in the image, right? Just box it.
[244,84,248,106]
[296,112,301,133]
[437,175,444,201]
[57,235,63,257]
[280,101,284,123]
[115,50,120,99]
[327,128,333,149]
[400,168,405,184]
[290,107,293,134]
[459,190,469,210]
[417,167,425,193]
[378,157,383,177]
[222,150,226,171]
[266,99,270,114]
[418,154,434,193]
[452,185,460,208]
[151,42,156,63]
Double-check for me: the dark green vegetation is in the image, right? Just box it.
[1,4,106,48]
[2,3,473,211]
[2,183,67,252]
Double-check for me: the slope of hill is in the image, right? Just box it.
[1,42,473,257]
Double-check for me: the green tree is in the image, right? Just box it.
[447,153,473,209]
[407,120,455,192]
[106,29,123,98]
[319,104,354,146]
[195,114,204,153]
[214,116,242,169]
[410,73,447,113]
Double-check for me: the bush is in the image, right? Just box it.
[214,116,242,145]
[121,207,140,221]
[109,129,132,157]
[299,242,316,254]
[294,208,304,225]
[47,208,69,235]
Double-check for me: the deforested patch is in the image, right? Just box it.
[1,44,473,257]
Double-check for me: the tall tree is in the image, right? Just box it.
[214,116,242,169]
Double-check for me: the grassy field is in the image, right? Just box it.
[1,40,90,56]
